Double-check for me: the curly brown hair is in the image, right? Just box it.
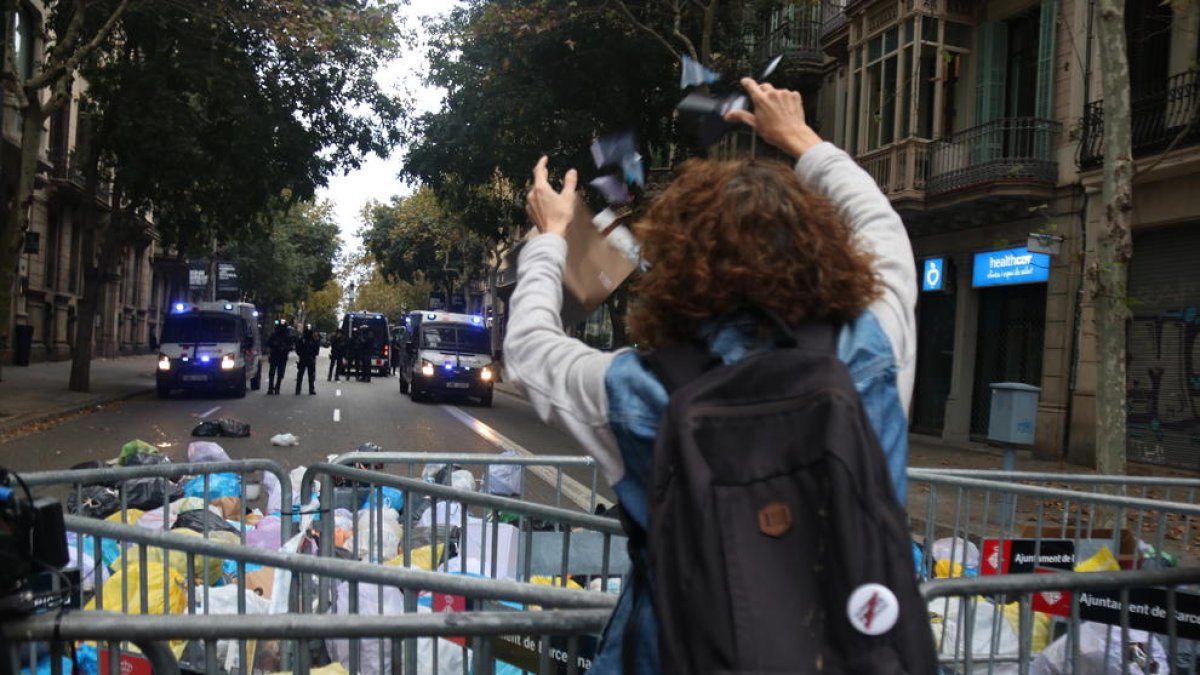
[628,158,879,348]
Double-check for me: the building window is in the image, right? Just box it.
[12,7,34,80]
[849,13,972,152]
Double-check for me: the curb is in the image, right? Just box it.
[0,386,155,437]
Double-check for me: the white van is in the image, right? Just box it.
[156,301,263,398]
[398,311,494,406]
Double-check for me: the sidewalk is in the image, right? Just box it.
[500,382,1200,479]
[0,354,157,436]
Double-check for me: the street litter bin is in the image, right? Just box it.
[987,382,1040,446]
[13,325,33,366]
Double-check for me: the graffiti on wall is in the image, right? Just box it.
[1126,308,1200,467]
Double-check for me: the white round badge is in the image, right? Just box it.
[846,583,900,636]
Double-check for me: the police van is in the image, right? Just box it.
[156,301,263,398]
[340,311,392,377]
[399,311,494,406]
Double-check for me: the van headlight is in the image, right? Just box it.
[420,360,435,377]
[220,354,237,371]
[157,354,171,372]
[480,366,493,382]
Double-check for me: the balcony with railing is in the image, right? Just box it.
[926,118,1060,196]
[757,14,824,68]
[822,0,848,36]
[1079,71,1200,168]
[858,138,932,200]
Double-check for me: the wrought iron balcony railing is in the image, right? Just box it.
[927,117,1060,195]
[758,17,824,64]
[857,139,931,198]
[822,0,847,36]
[1079,70,1200,168]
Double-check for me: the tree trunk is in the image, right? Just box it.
[69,151,106,393]
[0,94,47,378]
[1091,0,1132,475]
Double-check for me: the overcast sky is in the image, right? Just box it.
[316,0,457,259]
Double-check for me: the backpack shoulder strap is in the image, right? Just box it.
[642,341,719,394]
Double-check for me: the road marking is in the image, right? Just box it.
[442,405,607,510]
[336,389,342,397]
[333,409,341,422]
[199,406,221,418]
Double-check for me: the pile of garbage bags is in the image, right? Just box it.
[61,443,615,675]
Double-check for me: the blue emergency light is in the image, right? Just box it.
[471,315,483,325]
[174,303,186,313]
[224,303,233,310]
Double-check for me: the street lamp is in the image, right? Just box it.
[346,282,357,309]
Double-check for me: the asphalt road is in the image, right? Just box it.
[0,353,614,509]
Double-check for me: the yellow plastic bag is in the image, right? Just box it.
[530,575,583,590]
[387,544,446,571]
[270,665,348,675]
[1000,602,1053,653]
[1076,546,1120,573]
[934,559,967,579]
[111,529,228,585]
[105,508,144,525]
[86,562,187,615]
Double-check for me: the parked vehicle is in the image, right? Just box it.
[156,301,263,398]
[399,311,494,406]
[340,311,392,377]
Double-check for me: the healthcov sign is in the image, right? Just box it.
[972,247,1050,287]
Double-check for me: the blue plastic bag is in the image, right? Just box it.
[183,472,241,500]
[361,486,405,515]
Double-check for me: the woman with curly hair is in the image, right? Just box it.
[505,78,916,674]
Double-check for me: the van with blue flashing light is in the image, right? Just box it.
[340,311,392,377]
[399,311,494,407]
[156,301,263,398]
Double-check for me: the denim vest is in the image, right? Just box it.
[590,311,910,675]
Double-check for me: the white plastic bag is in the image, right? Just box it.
[263,471,282,513]
[355,509,402,561]
[326,585,467,675]
[327,582,404,675]
[418,501,463,528]
[187,441,231,463]
[486,451,524,496]
[928,595,1019,674]
[1030,622,1167,675]
[194,585,272,672]
[270,433,300,447]
[451,469,476,492]
[932,537,981,571]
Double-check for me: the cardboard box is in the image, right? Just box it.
[515,195,637,325]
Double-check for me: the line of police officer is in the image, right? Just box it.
[264,323,376,395]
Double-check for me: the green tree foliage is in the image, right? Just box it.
[304,280,344,333]
[351,267,432,320]
[403,0,682,241]
[57,0,402,391]
[361,187,491,304]
[229,201,341,313]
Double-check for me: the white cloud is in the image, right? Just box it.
[318,0,458,256]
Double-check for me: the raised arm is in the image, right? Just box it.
[502,158,626,483]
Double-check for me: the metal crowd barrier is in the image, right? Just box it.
[330,451,603,512]
[30,513,616,674]
[907,470,1200,575]
[299,463,628,583]
[921,565,1200,674]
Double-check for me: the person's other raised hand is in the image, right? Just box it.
[724,78,822,160]
[526,156,578,238]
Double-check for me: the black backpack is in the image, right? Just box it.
[621,321,936,675]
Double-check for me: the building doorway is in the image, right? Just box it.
[912,291,956,434]
[970,283,1047,435]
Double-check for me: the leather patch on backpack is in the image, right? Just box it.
[758,501,792,537]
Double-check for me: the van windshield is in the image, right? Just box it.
[161,314,240,343]
[421,325,491,354]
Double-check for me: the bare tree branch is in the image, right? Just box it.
[29,0,131,94]
[670,0,700,60]
[606,0,683,62]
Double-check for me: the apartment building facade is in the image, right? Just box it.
[4,2,179,365]
[802,0,1200,470]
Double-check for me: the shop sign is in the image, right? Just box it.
[921,258,945,292]
[972,247,1050,287]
